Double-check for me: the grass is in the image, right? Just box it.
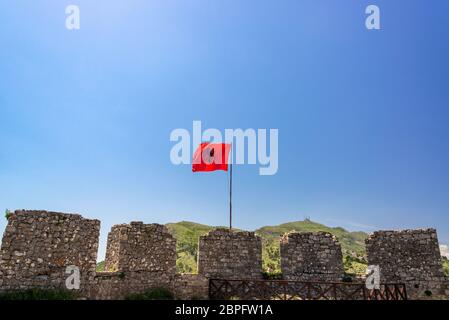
[0,288,77,300]
[4,209,12,220]
[96,260,105,272]
[125,287,174,300]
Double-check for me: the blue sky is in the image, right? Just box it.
[1,0,448,260]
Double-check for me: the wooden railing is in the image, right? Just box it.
[209,279,407,300]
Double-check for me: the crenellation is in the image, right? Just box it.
[104,221,176,274]
[365,228,448,299]
[280,231,344,281]
[0,210,100,294]
[0,210,448,299]
[198,228,263,279]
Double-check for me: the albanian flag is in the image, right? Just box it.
[192,143,231,172]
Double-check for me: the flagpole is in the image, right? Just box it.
[229,163,232,230]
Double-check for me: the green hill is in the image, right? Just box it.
[254,219,368,276]
[97,219,370,277]
[165,221,216,273]
[255,220,367,256]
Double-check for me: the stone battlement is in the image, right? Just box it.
[280,231,344,281]
[0,210,99,294]
[104,222,176,273]
[0,210,448,299]
[198,228,263,279]
[365,228,447,298]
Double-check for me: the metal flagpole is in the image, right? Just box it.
[229,163,232,230]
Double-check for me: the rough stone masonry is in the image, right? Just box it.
[0,210,448,299]
[366,229,448,299]
[104,221,176,273]
[280,231,344,281]
[89,221,199,299]
[198,228,263,279]
[0,210,99,294]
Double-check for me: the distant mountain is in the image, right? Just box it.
[255,220,367,255]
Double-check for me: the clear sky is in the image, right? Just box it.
[1,0,448,261]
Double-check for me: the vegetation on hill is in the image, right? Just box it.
[166,221,216,273]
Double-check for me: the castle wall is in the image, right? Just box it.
[90,222,177,299]
[1,210,448,300]
[88,271,176,299]
[198,228,263,279]
[365,229,448,299]
[173,274,209,300]
[280,231,344,281]
[104,222,176,273]
[0,210,99,294]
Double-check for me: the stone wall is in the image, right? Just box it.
[87,272,209,300]
[0,210,99,294]
[1,210,448,300]
[92,222,178,299]
[280,231,344,281]
[88,270,176,299]
[365,229,448,299]
[104,222,176,274]
[173,274,209,300]
[198,228,263,279]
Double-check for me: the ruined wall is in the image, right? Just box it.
[365,229,448,299]
[0,213,207,300]
[87,272,209,300]
[104,222,176,273]
[92,222,177,299]
[280,231,344,281]
[0,210,99,294]
[103,225,121,272]
[198,228,263,279]
[88,270,176,299]
[1,210,448,300]
[173,274,209,300]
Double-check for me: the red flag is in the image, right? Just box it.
[192,143,231,172]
